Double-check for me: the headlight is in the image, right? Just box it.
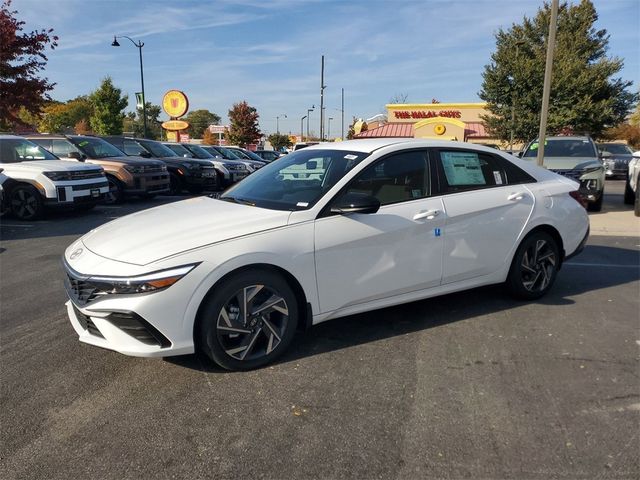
[124,165,145,174]
[582,166,604,174]
[88,263,199,295]
[44,171,76,181]
[580,179,599,190]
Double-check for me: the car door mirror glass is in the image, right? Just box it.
[139,151,152,158]
[330,192,380,215]
[67,151,84,161]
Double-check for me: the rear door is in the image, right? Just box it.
[431,148,535,284]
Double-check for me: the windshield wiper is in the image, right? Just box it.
[217,196,256,206]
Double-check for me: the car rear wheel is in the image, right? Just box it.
[198,270,298,370]
[168,173,182,195]
[506,231,560,300]
[105,176,124,204]
[9,185,44,221]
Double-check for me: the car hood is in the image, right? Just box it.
[81,197,292,265]
[87,155,164,166]
[526,157,602,170]
[2,160,102,172]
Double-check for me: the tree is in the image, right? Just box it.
[226,101,261,147]
[0,0,58,130]
[184,109,221,139]
[389,93,409,104]
[600,123,640,149]
[74,118,91,135]
[89,77,128,135]
[123,102,162,139]
[267,133,292,151]
[39,96,93,133]
[479,0,637,143]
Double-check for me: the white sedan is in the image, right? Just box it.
[63,139,589,370]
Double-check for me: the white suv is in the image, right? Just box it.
[625,151,640,216]
[0,135,109,220]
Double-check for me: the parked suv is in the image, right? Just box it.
[201,145,265,173]
[26,134,170,203]
[597,142,634,178]
[0,135,108,220]
[101,136,218,194]
[162,142,248,189]
[521,136,605,211]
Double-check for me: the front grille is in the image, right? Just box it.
[143,166,165,174]
[73,305,104,338]
[67,171,104,180]
[227,164,246,171]
[72,181,108,191]
[551,169,581,181]
[66,273,106,305]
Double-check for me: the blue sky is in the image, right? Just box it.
[17,0,640,137]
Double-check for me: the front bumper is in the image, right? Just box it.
[124,172,170,195]
[46,180,109,207]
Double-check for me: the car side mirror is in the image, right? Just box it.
[330,192,380,215]
[67,151,85,161]
[139,151,152,158]
[517,151,523,158]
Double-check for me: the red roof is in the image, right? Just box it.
[355,123,413,138]
[464,122,488,138]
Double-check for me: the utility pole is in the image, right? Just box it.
[328,117,333,138]
[320,55,326,140]
[536,0,559,167]
[276,113,286,134]
[307,105,314,139]
[341,88,344,139]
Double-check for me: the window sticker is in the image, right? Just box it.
[411,189,422,198]
[493,171,503,185]
[441,151,486,185]
[296,201,309,207]
[344,154,358,160]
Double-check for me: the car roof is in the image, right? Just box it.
[302,138,510,154]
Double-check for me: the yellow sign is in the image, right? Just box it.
[162,90,189,118]
[162,120,190,131]
[434,124,446,135]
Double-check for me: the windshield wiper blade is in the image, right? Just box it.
[217,196,256,206]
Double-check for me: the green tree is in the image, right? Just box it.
[38,96,92,133]
[89,77,128,135]
[123,102,162,139]
[0,0,58,130]
[184,109,221,138]
[267,133,292,151]
[479,0,637,143]
[226,101,261,147]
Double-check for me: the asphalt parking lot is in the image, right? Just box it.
[1,180,639,480]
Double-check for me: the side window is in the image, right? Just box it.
[491,154,536,185]
[346,151,429,206]
[52,139,78,158]
[31,139,52,152]
[123,140,145,156]
[436,150,506,193]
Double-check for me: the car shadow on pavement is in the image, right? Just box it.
[167,244,639,373]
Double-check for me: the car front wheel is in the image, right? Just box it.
[105,176,124,204]
[198,270,298,370]
[624,179,635,205]
[9,185,44,221]
[506,231,560,300]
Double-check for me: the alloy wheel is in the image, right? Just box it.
[105,178,119,204]
[216,284,289,361]
[520,239,557,292]
[11,188,38,219]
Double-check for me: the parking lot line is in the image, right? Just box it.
[565,262,639,269]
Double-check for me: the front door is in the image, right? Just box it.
[314,150,444,314]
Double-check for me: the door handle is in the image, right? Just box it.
[507,192,526,201]
[413,209,440,220]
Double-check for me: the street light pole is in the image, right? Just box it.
[328,117,333,138]
[307,106,314,139]
[536,0,559,167]
[276,114,287,134]
[319,55,326,140]
[300,115,307,142]
[112,35,147,138]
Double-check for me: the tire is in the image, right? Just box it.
[506,231,560,300]
[635,178,640,217]
[198,269,299,371]
[105,175,124,204]
[587,191,603,212]
[9,184,44,221]
[624,179,634,205]
[168,173,182,195]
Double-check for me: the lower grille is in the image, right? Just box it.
[107,312,171,347]
[552,169,581,181]
[73,305,104,338]
[72,181,108,191]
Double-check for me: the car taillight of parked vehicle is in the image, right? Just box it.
[569,190,588,208]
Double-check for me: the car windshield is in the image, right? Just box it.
[139,140,179,158]
[219,149,369,211]
[240,149,265,162]
[523,139,596,158]
[70,136,125,158]
[216,146,241,159]
[164,143,193,157]
[228,148,251,160]
[184,144,214,159]
[599,144,633,155]
[0,138,58,162]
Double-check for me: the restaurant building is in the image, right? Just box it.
[355,102,500,146]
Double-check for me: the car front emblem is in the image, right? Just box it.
[70,248,83,260]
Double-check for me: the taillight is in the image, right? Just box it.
[569,190,587,208]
